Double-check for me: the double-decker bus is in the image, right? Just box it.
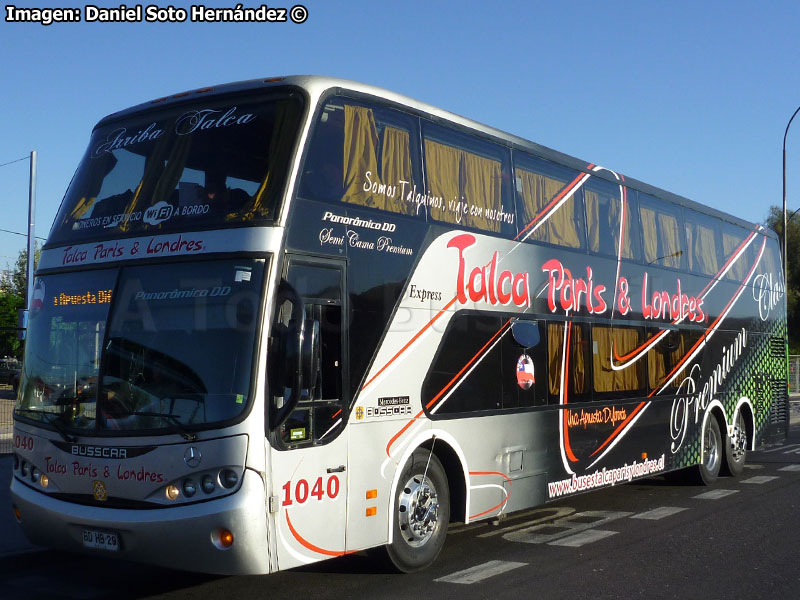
[11,76,788,575]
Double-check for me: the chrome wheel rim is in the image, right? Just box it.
[731,413,747,463]
[704,423,720,472]
[397,474,440,547]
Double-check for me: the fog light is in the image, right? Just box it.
[183,479,196,498]
[165,484,180,501]
[220,469,239,489]
[40,474,49,489]
[201,475,215,494]
[12,504,21,522]
[211,528,234,549]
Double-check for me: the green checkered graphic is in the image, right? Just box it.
[670,314,787,470]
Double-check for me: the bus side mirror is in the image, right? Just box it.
[270,281,305,430]
[511,320,540,349]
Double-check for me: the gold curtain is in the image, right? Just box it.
[548,323,564,397]
[380,126,414,215]
[342,105,381,207]
[647,333,686,390]
[425,140,502,231]
[640,206,681,268]
[722,229,747,281]
[547,322,587,397]
[516,168,580,247]
[340,107,415,214]
[686,221,718,275]
[593,326,642,393]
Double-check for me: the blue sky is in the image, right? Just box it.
[1,0,799,268]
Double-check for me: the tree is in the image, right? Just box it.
[0,244,40,299]
[0,245,40,359]
[765,206,800,353]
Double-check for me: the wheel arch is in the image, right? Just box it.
[734,397,756,451]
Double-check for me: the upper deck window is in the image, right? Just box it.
[585,179,641,261]
[514,154,586,249]
[297,98,422,216]
[684,208,722,277]
[639,193,686,270]
[422,124,513,234]
[49,92,303,245]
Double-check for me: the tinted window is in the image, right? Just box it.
[423,313,545,415]
[720,222,751,281]
[547,321,590,403]
[298,97,422,217]
[423,124,514,234]
[639,194,686,269]
[585,179,642,260]
[592,325,645,397]
[514,153,586,249]
[50,94,303,244]
[684,209,722,276]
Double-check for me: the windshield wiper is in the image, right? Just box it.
[15,408,77,443]
[122,411,197,441]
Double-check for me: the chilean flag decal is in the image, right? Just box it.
[516,353,535,390]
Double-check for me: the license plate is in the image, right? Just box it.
[82,529,120,551]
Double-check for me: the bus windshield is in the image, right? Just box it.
[15,258,265,435]
[48,92,303,245]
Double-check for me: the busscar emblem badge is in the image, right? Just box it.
[92,480,108,502]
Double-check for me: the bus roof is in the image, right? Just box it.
[95,75,769,238]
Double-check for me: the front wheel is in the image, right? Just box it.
[722,411,748,477]
[384,448,450,573]
[692,417,722,485]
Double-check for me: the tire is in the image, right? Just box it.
[383,448,450,573]
[721,411,747,477]
[692,417,722,485]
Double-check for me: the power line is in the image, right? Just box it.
[0,156,29,169]
[0,228,46,241]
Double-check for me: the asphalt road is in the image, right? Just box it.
[3,429,800,600]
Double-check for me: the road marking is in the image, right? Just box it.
[762,443,800,453]
[743,464,764,470]
[693,489,739,500]
[741,475,779,484]
[778,464,800,472]
[549,529,618,547]
[631,506,688,520]
[477,506,575,538]
[435,560,527,584]
[503,510,631,544]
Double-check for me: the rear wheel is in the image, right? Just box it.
[692,417,722,485]
[722,410,747,477]
[383,449,449,573]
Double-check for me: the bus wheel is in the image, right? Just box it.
[693,417,722,485]
[722,411,747,477]
[385,449,450,573]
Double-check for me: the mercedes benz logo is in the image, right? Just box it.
[184,446,202,468]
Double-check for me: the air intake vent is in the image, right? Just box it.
[770,378,788,425]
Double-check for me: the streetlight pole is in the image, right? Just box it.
[783,105,800,287]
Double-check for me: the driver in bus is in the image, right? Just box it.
[199,166,250,217]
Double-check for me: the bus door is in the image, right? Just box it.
[268,257,350,569]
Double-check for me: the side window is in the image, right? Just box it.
[684,209,722,277]
[585,179,642,261]
[422,313,545,415]
[547,321,590,403]
[422,123,514,235]
[647,328,700,394]
[720,222,751,281]
[514,153,586,249]
[298,97,422,217]
[639,194,686,269]
[592,325,645,398]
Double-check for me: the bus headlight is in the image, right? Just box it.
[40,474,49,489]
[201,475,216,494]
[220,469,239,489]
[30,467,40,483]
[165,484,181,501]
[183,479,197,498]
